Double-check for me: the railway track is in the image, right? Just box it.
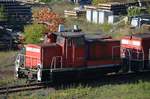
[0,82,52,95]
[0,70,150,95]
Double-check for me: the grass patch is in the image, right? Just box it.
[6,80,150,99]
[0,51,27,86]
[0,51,17,68]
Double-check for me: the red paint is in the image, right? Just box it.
[25,44,41,69]
[88,42,104,59]
[72,46,85,67]
[25,44,62,69]
[103,39,120,59]
[121,33,150,60]
[87,60,120,66]
[41,44,62,69]
[24,33,121,70]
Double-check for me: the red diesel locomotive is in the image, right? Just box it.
[15,32,150,82]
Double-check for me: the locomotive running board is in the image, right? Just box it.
[45,64,121,82]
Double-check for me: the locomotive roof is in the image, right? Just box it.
[126,33,150,39]
[53,32,85,38]
[41,43,58,47]
[85,34,113,42]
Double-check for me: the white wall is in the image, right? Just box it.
[98,11,105,24]
[86,9,92,22]
[86,9,114,24]
[93,10,99,23]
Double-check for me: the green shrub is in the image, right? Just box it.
[40,0,63,3]
[92,0,109,4]
[40,0,51,2]
[0,5,7,21]
[24,23,46,44]
[127,6,143,17]
[92,0,137,5]
[101,23,112,33]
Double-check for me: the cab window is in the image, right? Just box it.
[67,38,72,46]
[73,37,85,46]
[56,36,65,45]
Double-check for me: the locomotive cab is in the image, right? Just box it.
[54,32,86,68]
[15,32,86,81]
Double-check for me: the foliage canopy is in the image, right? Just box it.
[0,5,7,21]
[39,0,63,3]
[33,7,64,33]
[92,0,137,5]
[24,23,46,44]
[127,6,143,17]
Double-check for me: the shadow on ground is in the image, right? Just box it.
[52,71,150,89]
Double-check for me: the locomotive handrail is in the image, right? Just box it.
[120,47,132,72]
[126,48,132,72]
[121,47,145,71]
[131,49,144,60]
[129,48,145,69]
[51,56,63,69]
[16,54,25,68]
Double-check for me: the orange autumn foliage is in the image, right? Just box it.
[33,7,65,33]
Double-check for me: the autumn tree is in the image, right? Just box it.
[33,7,65,33]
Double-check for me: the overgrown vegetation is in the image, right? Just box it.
[24,23,46,44]
[27,1,129,44]
[5,80,150,99]
[0,51,27,86]
[40,0,63,3]
[92,0,137,4]
[0,5,7,21]
[127,6,143,17]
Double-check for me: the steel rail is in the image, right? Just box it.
[0,82,52,95]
